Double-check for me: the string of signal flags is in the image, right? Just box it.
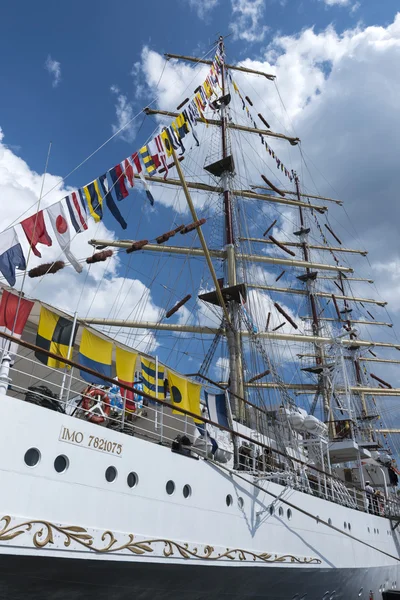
[0,44,292,290]
[0,46,225,289]
[0,289,203,421]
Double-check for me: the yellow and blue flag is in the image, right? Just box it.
[79,329,112,385]
[168,370,202,423]
[141,357,164,399]
[139,146,156,177]
[175,112,190,139]
[82,180,103,223]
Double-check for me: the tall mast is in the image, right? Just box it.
[294,174,331,423]
[219,36,245,421]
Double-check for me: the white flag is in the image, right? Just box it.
[47,202,83,273]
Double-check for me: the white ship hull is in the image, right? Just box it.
[1,393,399,599]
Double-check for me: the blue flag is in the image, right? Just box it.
[205,391,229,428]
[99,174,127,230]
[0,228,26,287]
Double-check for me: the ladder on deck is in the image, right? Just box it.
[331,478,357,508]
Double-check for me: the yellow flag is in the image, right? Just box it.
[168,370,202,423]
[35,306,76,369]
[203,79,212,98]
[161,129,173,157]
[116,347,138,385]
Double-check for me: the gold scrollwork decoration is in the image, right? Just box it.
[0,516,321,564]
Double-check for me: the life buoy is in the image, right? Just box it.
[81,387,111,424]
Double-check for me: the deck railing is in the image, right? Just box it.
[3,346,400,521]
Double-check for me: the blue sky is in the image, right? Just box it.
[0,0,398,187]
[1,0,400,441]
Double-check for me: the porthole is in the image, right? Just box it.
[183,484,191,498]
[105,466,117,483]
[54,455,69,473]
[368,527,370,533]
[348,523,351,531]
[238,497,244,509]
[127,472,138,488]
[374,528,376,534]
[377,529,379,534]
[278,506,284,517]
[287,509,292,520]
[226,494,233,507]
[24,448,41,467]
[328,518,332,526]
[269,505,274,515]
[166,480,175,495]
[344,522,347,530]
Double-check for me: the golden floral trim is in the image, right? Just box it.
[0,516,321,564]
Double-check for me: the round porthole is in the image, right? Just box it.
[269,505,275,515]
[105,466,117,483]
[24,448,41,467]
[278,506,284,517]
[127,472,138,488]
[183,484,191,498]
[54,455,69,473]
[287,509,292,520]
[226,494,233,506]
[166,480,175,495]
[238,497,244,509]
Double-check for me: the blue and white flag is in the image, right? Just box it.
[205,391,229,428]
[195,423,218,455]
[0,227,26,287]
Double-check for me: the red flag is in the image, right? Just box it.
[122,158,135,188]
[0,290,34,358]
[131,152,142,173]
[20,211,52,258]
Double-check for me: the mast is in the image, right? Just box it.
[218,36,245,422]
[293,173,331,424]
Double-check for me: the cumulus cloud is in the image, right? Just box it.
[44,55,61,88]
[110,85,137,143]
[184,0,219,20]
[229,0,269,43]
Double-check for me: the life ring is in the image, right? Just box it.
[81,387,111,424]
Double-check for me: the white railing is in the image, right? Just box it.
[3,348,400,519]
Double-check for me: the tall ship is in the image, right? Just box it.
[0,37,400,599]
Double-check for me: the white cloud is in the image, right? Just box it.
[110,86,137,143]
[44,55,61,88]
[321,0,360,13]
[229,0,269,43]
[323,0,350,5]
[184,0,218,20]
